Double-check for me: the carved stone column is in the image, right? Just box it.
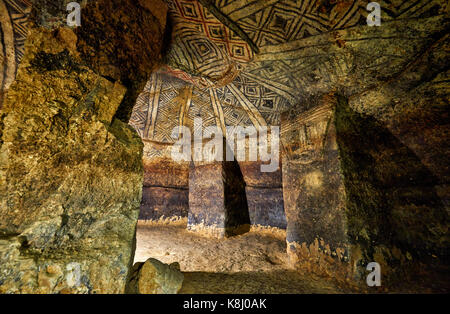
[281,94,352,280]
[187,139,250,238]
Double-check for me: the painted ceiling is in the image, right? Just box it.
[129,0,442,144]
[0,0,444,143]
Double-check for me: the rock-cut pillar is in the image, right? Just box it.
[187,139,250,238]
[281,94,351,280]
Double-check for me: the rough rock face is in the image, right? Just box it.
[126,258,184,294]
[0,0,166,293]
[30,0,167,122]
[0,28,142,294]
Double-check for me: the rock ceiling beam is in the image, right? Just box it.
[220,0,281,21]
[0,0,16,95]
[144,73,162,139]
[197,0,259,53]
[254,14,449,62]
[241,72,297,104]
[228,83,267,128]
[209,88,226,134]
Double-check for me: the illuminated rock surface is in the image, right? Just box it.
[126,258,184,294]
[0,0,166,293]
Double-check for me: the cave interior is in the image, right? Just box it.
[0,0,448,294]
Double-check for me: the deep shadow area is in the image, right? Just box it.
[224,154,251,237]
[179,270,350,294]
[335,96,448,264]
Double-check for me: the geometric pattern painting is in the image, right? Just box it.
[201,0,443,48]
[163,0,254,88]
[165,27,239,88]
[129,71,189,142]
[166,0,254,62]
[129,69,260,143]
[129,63,292,143]
[130,0,446,145]
[0,0,31,107]
[229,74,290,125]
[204,0,367,47]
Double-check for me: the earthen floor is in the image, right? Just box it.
[134,219,350,294]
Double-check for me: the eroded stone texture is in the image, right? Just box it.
[0,0,166,293]
[126,258,184,294]
[0,29,140,294]
[30,0,168,122]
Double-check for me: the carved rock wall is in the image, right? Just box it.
[140,141,189,220]
[0,0,166,293]
[139,139,286,229]
[239,162,286,229]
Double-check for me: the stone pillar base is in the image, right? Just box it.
[188,157,250,238]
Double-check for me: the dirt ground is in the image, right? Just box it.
[134,219,350,294]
